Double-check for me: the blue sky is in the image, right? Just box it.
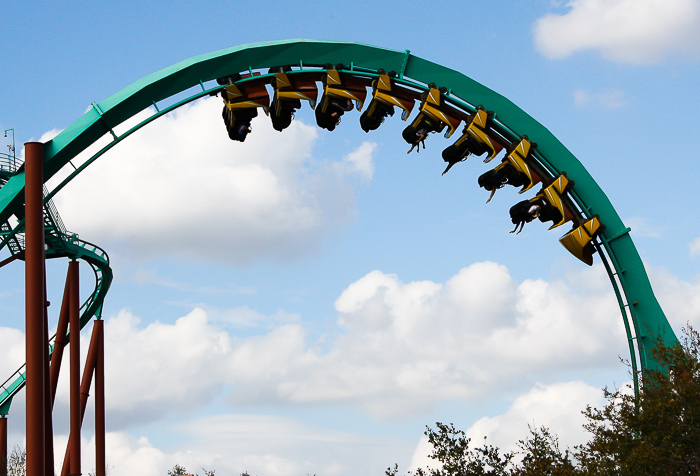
[2,1,700,475]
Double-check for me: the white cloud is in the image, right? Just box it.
[52,308,234,428]
[50,97,376,264]
[340,141,376,180]
[224,262,624,418]
[407,381,607,472]
[466,381,605,451]
[8,261,700,476]
[63,262,624,424]
[534,0,700,64]
[573,89,628,109]
[0,326,24,379]
[87,433,168,476]
[73,418,412,476]
[171,414,407,476]
[690,237,700,257]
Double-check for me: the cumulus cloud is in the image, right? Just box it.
[407,381,607,472]
[50,97,376,264]
[76,382,606,476]
[102,308,230,426]
[465,381,605,451]
[55,262,624,424]
[72,418,412,476]
[0,326,25,381]
[534,0,700,64]
[8,261,700,476]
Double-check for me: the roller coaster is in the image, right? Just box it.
[0,39,677,473]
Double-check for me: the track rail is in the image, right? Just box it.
[0,40,676,412]
[0,234,112,415]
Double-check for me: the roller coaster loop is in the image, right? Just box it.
[0,38,677,473]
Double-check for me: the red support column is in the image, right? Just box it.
[50,271,72,405]
[24,142,46,476]
[61,319,102,476]
[95,320,106,476]
[0,416,7,476]
[68,261,80,476]
[43,279,54,476]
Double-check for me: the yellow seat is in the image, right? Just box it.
[559,216,604,266]
[447,107,502,161]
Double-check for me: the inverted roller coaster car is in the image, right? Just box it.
[220,72,271,111]
[222,106,258,142]
[477,136,542,200]
[270,70,319,132]
[403,85,461,153]
[502,136,541,193]
[538,173,575,230]
[441,107,503,173]
[316,68,368,131]
[219,73,271,142]
[509,173,574,233]
[360,72,417,132]
[478,163,529,202]
[559,216,604,266]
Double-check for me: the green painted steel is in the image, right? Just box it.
[0,40,677,411]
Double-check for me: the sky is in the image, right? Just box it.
[1,0,700,475]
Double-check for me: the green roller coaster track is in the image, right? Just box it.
[0,39,677,416]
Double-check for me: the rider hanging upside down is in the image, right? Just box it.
[315,97,354,131]
[509,196,564,234]
[270,98,302,132]
[223,107,258,142]
[478,163,529,203]
[402,117,443,153]
[509,199,542,234]
[359,101,394,132]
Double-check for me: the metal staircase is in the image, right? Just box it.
[0,133,114,416]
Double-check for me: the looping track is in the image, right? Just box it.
[0,39,676,413]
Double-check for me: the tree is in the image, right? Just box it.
[386,422,515,476]
[386,423,578,476]
[167,465,216,476]
[516,426,578,476]
[7,446,26,476]
[390,326,700,476]
[168,464,190,476]
[576,325,700,475]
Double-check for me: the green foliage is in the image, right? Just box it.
[516,427,578,476]
[576,325,700,475]
[167,465,217,476]
[386,423,577,476]
[168,464,190,476]
[391,326,700,476]
[384,422,510,476]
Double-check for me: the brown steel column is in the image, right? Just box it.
[61,319,100,476]
[0,416,7,476]
[43,279,54,476]
[68,261,80,476]
[95,320,106,476]
[50,271,72,405]
[25,142,46,476]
